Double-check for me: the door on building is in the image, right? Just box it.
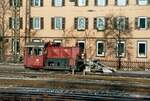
[78,41,85,54]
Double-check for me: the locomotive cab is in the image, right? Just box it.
[24,42,45,69]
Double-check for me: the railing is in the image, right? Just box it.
[99,59,150,70]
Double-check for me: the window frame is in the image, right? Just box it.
[138,17,148,29]
[116,0,127,6]
[96,41,105,57]
[12,0,21,7]
[78,0,87,6]
[77,17,86,31]
[138,0,148,5]
[33,17,41,30]
[12,17,19,29]
[34,47,43,56]
[96,17,105,31]
[53,39,62,46]
[95,0,107,6]
[54,17,63,30]
[11,17,21,29]
[33,0,41,6]
[12,39,20,54]
[116,41,125,57]
[77,40,85,54]
[116,16,126,31]
[137,41,147,58]
[54,0,63,7]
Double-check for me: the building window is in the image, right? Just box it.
[32,39,42,42]
[78,17,86,30]
[53,40,62,46]
[116,0,128,6]
[95,0,107,6]
[9,17,23,29]
[33,17,40,29]
[75,0,88,6]
[12,39,20,53]
[117,41,125,57]
[138,17,147,29]
[137,41,147,58]
[33,0,40,6]
[10,0,22,7]
[55,17,63,30]
[96,41,105,56]
[74,17,88,31]
[137,0,148,5]
[135,17,148,29]
[114,17,128,30]
[52,0,65,6]
[94,17,105,31]
[51,17,65,30]
[31,0,43,7]
[117,17,126,30]
[30,17,44,29]
[77,41,85,54]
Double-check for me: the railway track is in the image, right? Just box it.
[0,65,150,100]
[0,87,150,101]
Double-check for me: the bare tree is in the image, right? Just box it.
[104,15,133,69]
[0,0,10,62]
[63,26,96,61]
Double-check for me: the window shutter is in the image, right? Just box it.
[62,17,65,29]
[40,17,44,29]
[86,18,88,29]
[74,17,77,29]
[51,17,54,29]
[95,0,97,6]
[31,0,33,6]
[20,18,23,29]
[115,0,117,5]
[9,0,12,6]
[107,17,111,29]
[105,17,108,29]
[94,18,97,29]
[62,0,65,6]
[52,0,54,6]
[104,17,107,30]
[106,0,108,6]
[135,17,138,29]
[148,0,150,4]
[148,17,150,28]
[136,0,138,5]
[20,0,23,6]
[9,18,12,29]
[40,0,43,6]
[126,0,128,5]
[113,17,117,29]
[75,0,78,6]
[125,17,129,30]
[30,18,33,29]
[86,0,88,6]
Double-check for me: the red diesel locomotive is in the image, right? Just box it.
[24,42,84,71]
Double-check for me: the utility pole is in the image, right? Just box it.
[25,0,31,44]
[12,0,20,63]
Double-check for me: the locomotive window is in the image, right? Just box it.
[28,47,33,55]
[34,48,42,55]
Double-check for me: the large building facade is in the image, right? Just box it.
[3,0,150,65]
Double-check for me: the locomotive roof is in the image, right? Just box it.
[25,42,45,48]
